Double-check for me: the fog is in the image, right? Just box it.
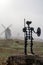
[0,0,43,40]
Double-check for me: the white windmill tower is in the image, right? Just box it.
[1,24,12,39]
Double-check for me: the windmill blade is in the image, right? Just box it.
[7,24,12,28]
[1,24,6,29]
[0,30,6,35]
[0,24,12,37]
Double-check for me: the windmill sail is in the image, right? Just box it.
[0,24,12,39]
[1,24,6,29]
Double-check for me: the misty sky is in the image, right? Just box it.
[0,0,43,39]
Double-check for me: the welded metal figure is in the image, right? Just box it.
[23,21,41,55]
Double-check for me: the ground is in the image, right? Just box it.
[0,39,43,65]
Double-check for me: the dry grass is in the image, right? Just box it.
[0,39,43,65]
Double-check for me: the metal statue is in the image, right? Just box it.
[23,20,41,55]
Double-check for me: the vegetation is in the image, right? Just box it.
[0,39,43,65]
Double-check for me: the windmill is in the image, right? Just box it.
[0,24,12,39]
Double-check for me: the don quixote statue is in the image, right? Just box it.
[23,19,41,55]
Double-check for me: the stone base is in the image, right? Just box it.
[6,54,43,65]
